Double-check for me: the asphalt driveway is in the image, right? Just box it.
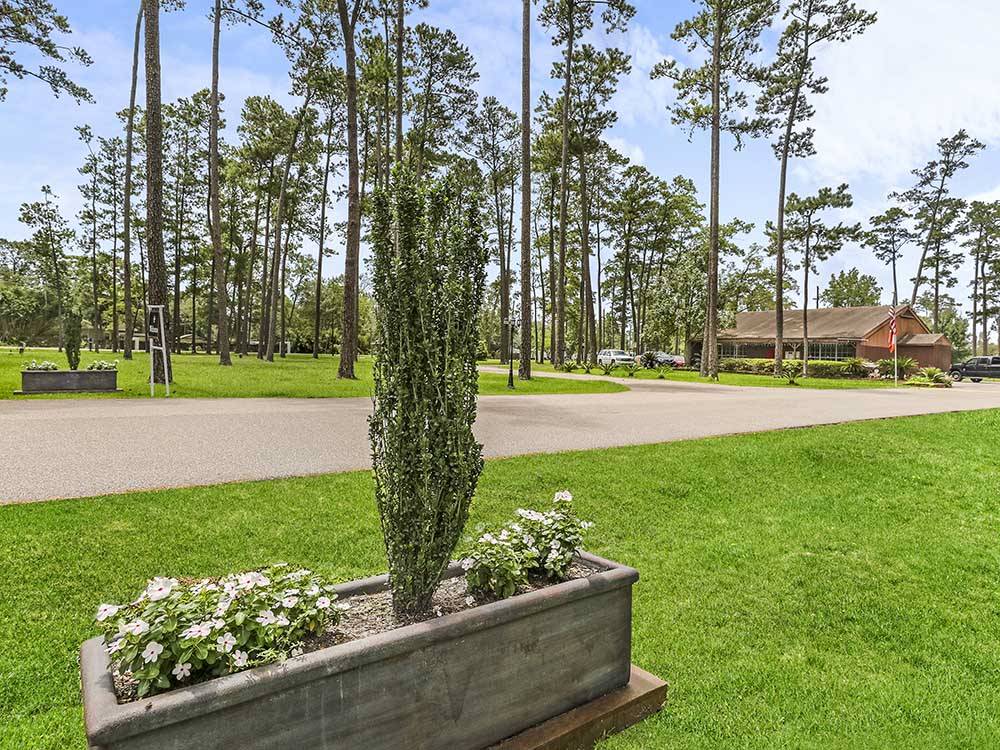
[4,379,1000,503]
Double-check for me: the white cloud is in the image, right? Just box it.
[804,0,1000,185]
[603,135,645,165]
[606,23,676,129]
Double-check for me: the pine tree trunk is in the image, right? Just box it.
[394,0,404,164]
[518,0,532,378]
[122,1,142,360]
[314,112,334,358]
[547,174,556,364]
[338,0,362,379]
[144,0,171,382]
[554,6,575,366]
[704,7,722,379]
[578,153,596,363]
[209,0,232,365]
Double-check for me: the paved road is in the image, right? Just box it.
[4,378,1000,504]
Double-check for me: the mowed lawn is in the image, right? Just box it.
[0,348,625,399]
[496,359,898,389]
[2,411,999,748]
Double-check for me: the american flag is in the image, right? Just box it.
[888,307,897,353]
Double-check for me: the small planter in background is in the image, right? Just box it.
[17,369,119,394]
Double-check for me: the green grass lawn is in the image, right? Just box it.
[1,348,625,399]
[492,359,897,389]
[3,410,999,748]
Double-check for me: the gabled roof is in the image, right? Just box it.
[898,332,949,346]
[717,305,927,341]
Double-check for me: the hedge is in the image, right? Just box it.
[718,358,857,379]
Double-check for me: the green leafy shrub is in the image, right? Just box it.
[779,360,800,384]
[476,340,489,361]
[908,367,951,387]
[877,357,918,379]
[559,361,579,373]
[464,491,593,599]
[63,309,82,371]
[599,361,617,376]
[87,360,118,371]
[579,361,594,374]
[720,357,855,378]
[94,564,342,698]
[843,357,867,377]
[640,351,658,369]
[656,364,673,379]
[369,168,487,617]
[622,362,640,377]
[23,360,58,371]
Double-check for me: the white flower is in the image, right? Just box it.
[141,641,164,664]
[460,558,474,571]
[275,614,290,627]
[172,662,192,680]
[181,622,213,639]
[304,585,320,597]
[124,619,149,636]
[214,598,231,617]
[553,490,573,503]
[232,650,249,668]
[316,596,331,609]
[465,596,476,606]
[216,632,237,653]
[281,595,299,609]
[334,602,351,612]
[256,610,277,626]
[237,573,256,589]
[95,604,120,622]
[145,577,178,601]
[106,638,124,655]
[581,521,594,530]
[286,569,311,581]
[211,618,227,631]
[290,647,303,658]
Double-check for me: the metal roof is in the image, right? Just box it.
[717,305,927,341]
[897,332,949,346]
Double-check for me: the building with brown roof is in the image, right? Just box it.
[692,305,953,369]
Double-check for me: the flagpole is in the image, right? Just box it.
[893,303,898,387]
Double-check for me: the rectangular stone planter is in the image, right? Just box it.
[81,551,638,750]
[19,369,118,394]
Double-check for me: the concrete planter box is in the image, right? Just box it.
[81,551,638,750]
[19,369,118,394]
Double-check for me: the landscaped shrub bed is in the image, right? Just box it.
[719,358,857,378]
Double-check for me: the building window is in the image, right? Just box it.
[807,342,856,361]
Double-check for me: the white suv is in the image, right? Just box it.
[597,349,634,367]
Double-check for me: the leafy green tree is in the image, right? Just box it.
[820,268,881,307]
[783,184,860,373]
[539,0,634,365]
[0,0,93,102]
[757,0,875,375]
[960,201,1000,355]
[919,197,964,332]
[466,96,518,363]
[369,168,487,616]
[12,186,73,346]
[894,129,984,306]
[864,206,911,306]
[63,307,81,369]
[652,0,778,378]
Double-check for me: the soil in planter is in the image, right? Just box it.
[110,561,601,703]
[307,561,601,653]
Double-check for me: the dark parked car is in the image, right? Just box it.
[948,356,1000,382]
[637,351,687,368]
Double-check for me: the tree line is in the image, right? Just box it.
[2,0,997,384]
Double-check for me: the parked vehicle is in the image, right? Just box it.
[637,351,687,368]
[597,349,635,367]
[948,356,1000,382]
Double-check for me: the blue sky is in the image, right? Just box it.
[3,0,999,315]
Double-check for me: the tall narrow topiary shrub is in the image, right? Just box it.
[64,309,82,371]
[370,168,488,617]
